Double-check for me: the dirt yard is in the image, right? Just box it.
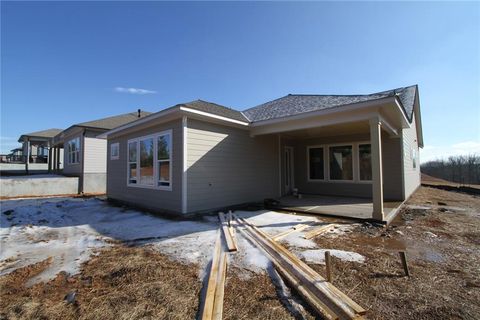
[1,186,479,320]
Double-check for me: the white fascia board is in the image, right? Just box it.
[179,107,250,126]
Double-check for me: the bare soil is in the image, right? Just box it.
[1,186,479,320]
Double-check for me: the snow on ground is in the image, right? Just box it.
[297,249,365,264]
[0,197,364,284]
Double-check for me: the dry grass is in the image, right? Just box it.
[0,246,201,320]
[309,186,480,320]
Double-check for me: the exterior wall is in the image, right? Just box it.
[62,127,84,175]
[106,119,183,214]
[402,113,421,199]
[186,119,279,213]
[82,137,107,193]
[292,132,403,200]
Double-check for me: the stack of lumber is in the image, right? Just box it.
[201,232,228,320]
[234,215,365,320]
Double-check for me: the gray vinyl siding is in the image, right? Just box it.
[293,132,403,200]
[83,137,107,173]
[402,113,421,199]
[106,119,183,214]
[186,119,278,213]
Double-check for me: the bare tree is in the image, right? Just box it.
[421,154,480,185]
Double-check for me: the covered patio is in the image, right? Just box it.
[250,95,413,223]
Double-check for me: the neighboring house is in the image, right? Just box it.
[17,129,64,172]
[53,110,151,194]
[100,85,423,222]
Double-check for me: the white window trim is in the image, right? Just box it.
[306,141,373,184]
[127,129,173,191]
[110,142,120,160]
[67,137,80,165]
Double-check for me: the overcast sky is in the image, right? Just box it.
[1,1,479,162]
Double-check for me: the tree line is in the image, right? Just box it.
[421,154,480,185]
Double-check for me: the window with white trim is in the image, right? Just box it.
[127,131,172,189]
[110,143,119,160]
[308,147,324,180]
[67,137,80,164]
[329,145,353,180]
[358,144,372,181]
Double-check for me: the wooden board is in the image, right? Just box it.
[201,231,228,320]
[304,224,335,239]
[271,223,312,241]
[219,212,238,252]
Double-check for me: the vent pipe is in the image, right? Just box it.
[137,109,141,118]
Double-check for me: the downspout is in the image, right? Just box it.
[80,128,86,194]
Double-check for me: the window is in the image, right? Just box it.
[308,147,324,180]
[329,145,353,180]
[139,138,154,185]
[157,135,171,187]
[111,143,119,160]
[67,137,80,164]
[127,130,172,190]
[358,144,372,181]
[128,141,137,184]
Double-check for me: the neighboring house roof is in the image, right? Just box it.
[179,100,249,122]
[74,110,152,130]
[243,85,417,123]
[18,128,63,142]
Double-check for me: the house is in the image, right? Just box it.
[52,110,151,194]
[17,128,64,173]
[100,85,423,222]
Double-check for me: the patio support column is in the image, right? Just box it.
[48,143,52,173]
[53,147,58,172]
[25,139,30,174]
[370,117,384,220]
[56,148,61,171]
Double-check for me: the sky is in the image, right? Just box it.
[1,1,479,162]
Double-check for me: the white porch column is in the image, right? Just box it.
[370,117,384,220]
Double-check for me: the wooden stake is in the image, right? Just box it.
[399,251,410,277]
[325,251,332,282]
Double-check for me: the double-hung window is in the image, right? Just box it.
[329,145,353,181]
[127,130,172,190]
[67,137,80,164]
[358,144,372,181]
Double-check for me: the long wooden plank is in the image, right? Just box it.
[304,224,335,239]
[235,215,365,318]
[212,252,227,320]
[239,216,365,315]
[219,212,238,252]
[201,232,222,320]
[271,223,312,241]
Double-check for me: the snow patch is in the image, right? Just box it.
[298,249,365,264]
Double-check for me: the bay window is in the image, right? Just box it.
[127,130,172,190]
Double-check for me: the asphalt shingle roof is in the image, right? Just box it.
[18,128,64,142]
[76,111,152,130]
[180,100,249,122]
[243,85,417,123]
